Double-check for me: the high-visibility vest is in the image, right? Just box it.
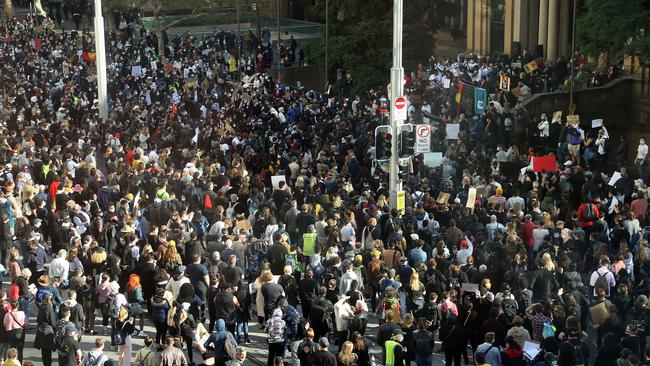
[385,340,402,366]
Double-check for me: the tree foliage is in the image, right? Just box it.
[306,0,459,95]
[577,0,650,66]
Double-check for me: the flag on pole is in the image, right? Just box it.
[82,51,96,62]
[474,87,487,116]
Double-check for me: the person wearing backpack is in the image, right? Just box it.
[203,319,238,366]
[577,199,599,234]
[589,257,616,297]
[413,317,435,366]
[34,293,57,366]
[81,338,109,366]
[58,324,82,366]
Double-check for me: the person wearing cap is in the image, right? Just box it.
[57,322,82,366]
[309,337,337,366]
[165,264,190,301]
[384,328,406,366]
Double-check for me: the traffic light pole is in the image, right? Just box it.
[389,0,404,211]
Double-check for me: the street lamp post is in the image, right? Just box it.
[389,0,404,210]
[236,0,242,82]
[569,0,577,113]
[325,0,328,87]
[94,0,108,123]
[276,0,281,80]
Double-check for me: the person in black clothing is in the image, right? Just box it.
[267,235,288,275]
[480,306,507,347]
[620,324,642,360]
[310,337,337,366]
[34,293,57,366]
[376,310,401,349]
[440,315,467,366]
[213,285,238,334]
[595,332,622,366]
[261,279,285,322]
[58,324,82,366]
[299,268,318,316]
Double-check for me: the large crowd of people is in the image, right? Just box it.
[0,5,645,366]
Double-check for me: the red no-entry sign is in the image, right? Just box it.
[395,96,406,109]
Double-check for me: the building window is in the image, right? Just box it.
[491,0,505,54]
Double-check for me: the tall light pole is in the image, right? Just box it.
[236,0,241,82]
[325,0,328,87]
[94,0,108,123]
[569,0,577,114]
[389,0,404,210]
[276,0,281,79]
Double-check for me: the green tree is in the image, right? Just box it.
[577,0,650,68]
[106,0,234,59]
[306,0,459,95]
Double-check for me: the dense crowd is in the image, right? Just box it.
[0,6,645,366]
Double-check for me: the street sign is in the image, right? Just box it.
[393,96,408,120]
[415,124,431,153]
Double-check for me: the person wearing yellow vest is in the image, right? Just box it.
[384,329,406,366]
[155,182,171,202]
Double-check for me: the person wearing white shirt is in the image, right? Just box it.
[589,257,616,297]
[339,262,360,295]
[340,221,356,243]
[636,137,648,181]
[456,238,473,265]
[537,114,549,138]
[49,249,70,284]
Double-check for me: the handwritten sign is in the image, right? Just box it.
[524,61,538,73]
[566,115,580,126]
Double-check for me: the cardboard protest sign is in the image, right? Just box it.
[466,187,477,208]
[436,192,450,204]
[446,124,460,140]
[552,111,563,124]
[566,115,580,126]
[590,302,609,327]
[524,61,538,74]
[499,75,511,91]
[271,175,286,189]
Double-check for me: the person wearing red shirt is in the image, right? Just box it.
[577,198,600,235]
[631,192,648,222]
[519,214,537,250]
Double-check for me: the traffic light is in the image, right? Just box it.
[399,129,415,158]
[376,131,392,160]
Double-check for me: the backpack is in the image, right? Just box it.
[594,270,610,291]
[501,298,518,323]
[414,330,434,357]
[35,287,53,307]
[204,194,213,209]
[8,283,19,300]
[54,320,68,350]
[582,204,596,221]
[571,341,584,365]
[542,321,556,339]
[514,291,531,315]
[632,318,646,334]
[348,315,368,335]
[224,333,237,360]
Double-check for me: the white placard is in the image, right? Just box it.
[592,119,603,128]
[523,341,541,360]
[271,175,287,190]
[150,61,157,71]
[446,123,460,140]
[608,171,622,186]
[131,66,142,77]
[423,152,443,167]
[415,124,431,153]
[443,78,451,89]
